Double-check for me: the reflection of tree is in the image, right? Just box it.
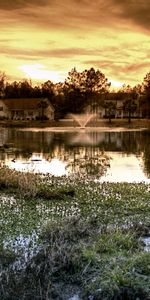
[66,147,110,177]
[2,128,150,179]
[121,131,139,154]
[42,145,110,178]
[142,151,150,178]
[139,131,150,177]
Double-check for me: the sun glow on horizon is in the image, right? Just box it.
[18,64,62,83]
[110,79,124,89]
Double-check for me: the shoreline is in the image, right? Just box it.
[0,118,150,129]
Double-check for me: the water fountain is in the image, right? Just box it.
[70,113,96,129]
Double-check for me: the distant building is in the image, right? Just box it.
[102,99,140,119]
[88,92,141,118]
[0,98,54,120]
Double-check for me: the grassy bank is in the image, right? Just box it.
[0,118,150,128]
[0,168,150,299]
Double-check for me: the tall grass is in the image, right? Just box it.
[0,216,150,299]
[0,166,75,199]
[0,167,150,299]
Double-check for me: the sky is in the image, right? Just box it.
[0,0,150,88]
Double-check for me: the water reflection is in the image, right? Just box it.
[6,155,68,176]
[0,127,150,182]
[100,152,148,183]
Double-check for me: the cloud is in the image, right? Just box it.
[121,62,150,73]
[112,0,150,32]
[0,44,97,60]
[0,0,150,34]
[0,0,120,31]
[0,0,150,86]
[0,0,48,10]
[83,58,150,86]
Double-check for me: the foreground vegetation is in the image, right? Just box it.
[0,167,150,299]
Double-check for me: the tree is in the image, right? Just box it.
[41,80,54,99]
[66,67,111,110]
[142,72,150,93]
[67,67,110,93]
[32,85,42,98]
[19,80,33,98]
[104,101,116,124]
[4,81,20,98]
[4,80,34,98]
[62,82,85,114]
[0,72,6,98]
[141,72,150,118]
[123,98,137,124]
[132,84,143,118]
[37,99,49,121]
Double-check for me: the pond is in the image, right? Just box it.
[0,126,150,182]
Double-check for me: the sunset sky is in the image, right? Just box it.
[0,0,150,87]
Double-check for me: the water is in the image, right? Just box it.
[0,126,150,182]
[140,237,150,252]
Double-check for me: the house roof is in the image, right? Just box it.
[3,98,54,111]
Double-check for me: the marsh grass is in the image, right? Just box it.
[0,246,17,268]
[1,216,150,299]
[0,166,40,197]
[1,218,150,300]
[0,168,150,299]
[0,166,75,200]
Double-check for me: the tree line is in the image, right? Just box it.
[0,67,150,120]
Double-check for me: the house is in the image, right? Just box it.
[91,92,141,119]
[102,98,140,119]
[0,98,54,120]
[101,99,125,118]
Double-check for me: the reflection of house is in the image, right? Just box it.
[0,128,9,146]
[0,98,54,120]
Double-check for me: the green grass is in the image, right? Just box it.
[0,169,150,299]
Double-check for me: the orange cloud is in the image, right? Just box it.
[0,0,150,86]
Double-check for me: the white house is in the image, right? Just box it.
[0,98,54,120]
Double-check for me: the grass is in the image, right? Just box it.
[0,166,75,199]
[0,118,150,129]
[0,168,150,299]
